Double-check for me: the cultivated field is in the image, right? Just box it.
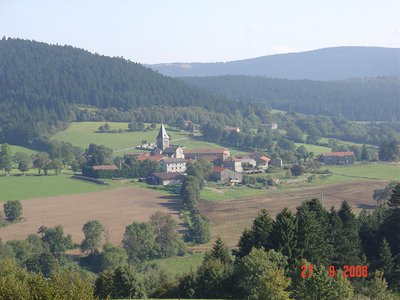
[0,186,183,244]
[0,175,113,202]
[199,180,389,249]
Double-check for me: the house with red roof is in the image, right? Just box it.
[321,152,355,165]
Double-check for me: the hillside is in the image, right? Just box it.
[0,38,234,145]
[181,76,400,121]
[150,46,400,80]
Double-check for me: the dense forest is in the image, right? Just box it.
[182,75,400,121]
[0,38,237,145]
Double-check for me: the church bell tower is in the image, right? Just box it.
[156,123,170,150]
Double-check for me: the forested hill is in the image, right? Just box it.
[150,47,400,80]
[182,76,400,121]
[0,38,235,145]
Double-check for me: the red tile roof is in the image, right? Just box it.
[184,148,228,154]
[321,152,355,157]
[136,154,164,162]
[212,166,227,173]
[92,165,118,170]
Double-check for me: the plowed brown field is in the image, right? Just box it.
[199,180,388,248]
[0,187,182,244]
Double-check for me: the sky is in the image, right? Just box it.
[0,0,399,64]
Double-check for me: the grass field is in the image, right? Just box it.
[327,163,399,181]
[9,145,36,155]
[0,175,114,201]
[295,142,331,154]
[53,122,246,155]
[146,253,204,276]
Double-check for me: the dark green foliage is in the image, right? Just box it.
[208,236,232,264]
[25,251,58,277]
[379,137,400,161]
[251,209,274,249]
[99,243,128,272]
[39,225,73,257]
[3,200,22,222]
[188,213,210,244]
[95,266,147,299]
[122,222,158,263]
[195,258,233,299]
[80,220,103,255]
[32,152,50,174]
[185,158,213,182]
[296,200,332,264]
[85,143,113,166]
[373,182,398,206]
[334,201,364,265]
[290,164,304,176]
[0,260,95,300]
[378,238,394,277]
[0,38,236,145]
[388,183,400,209]
[149,211,186,257]
[270,208,298,264]
[235,228,255,258]
[183,75,400,121]
[235,209,274,258]
[180,175,201,210]
[0,143,12,174]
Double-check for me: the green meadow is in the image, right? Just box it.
[146,252,204,276]
[327,163,399,181]
[9,145,36,155]
[294,142,331,155]
[53,122,246,155]
[0,175,113,202]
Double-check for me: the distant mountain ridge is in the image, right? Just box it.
[150,46,400,80]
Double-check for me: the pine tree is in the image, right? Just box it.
[328,207,344,267]
[361,144,371,161]
[296,203,332,264]
[270,208,298,264]
[251,209,274,249]
[387,183,400,209]
[337,200,364,265]
[378,238,394,277]
[209,236,232,264]
[235,228,254,258]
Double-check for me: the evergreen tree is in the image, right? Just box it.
[250,209,274,249]
[209,236,232,264]
[361,144,371,161]
[378,238,394,277]
[336,201,364,265]
[270,208,298,264]
[387,183,400,209]
[235,228,254,258]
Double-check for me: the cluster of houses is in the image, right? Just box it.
[90,124,356,186]
[126,124,282,186]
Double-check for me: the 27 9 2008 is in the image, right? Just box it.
[301,265,368,278]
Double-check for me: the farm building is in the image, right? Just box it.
[321,152,355,165]
[184,148,231,161]
[211,166,243,183]
[248,153,271,171]
[159,157,187,173]
[151,172,185,186]
[222,157,243,173]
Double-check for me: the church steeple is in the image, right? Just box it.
[156,124,170,150]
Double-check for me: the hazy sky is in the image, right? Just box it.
[1,0,399,64]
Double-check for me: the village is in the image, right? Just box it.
[87,123,357,187]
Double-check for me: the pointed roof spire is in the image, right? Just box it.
[156,123,169,139]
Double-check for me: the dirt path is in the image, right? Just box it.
[199,180,388,248]
[0,187,182,245]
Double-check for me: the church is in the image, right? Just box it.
[150,124,184,159]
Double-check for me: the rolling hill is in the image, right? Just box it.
[181,76,400,121]
[0,38,235,145]
[150,46,400,80]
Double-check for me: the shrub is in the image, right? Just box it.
[3,200,22,222]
